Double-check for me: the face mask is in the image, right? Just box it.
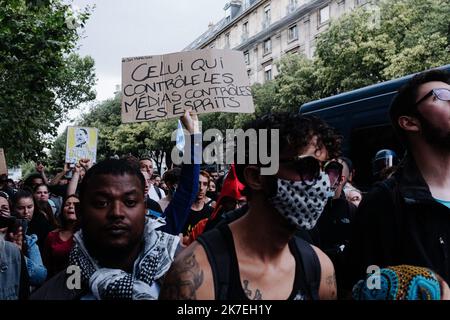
[269,172,331,230]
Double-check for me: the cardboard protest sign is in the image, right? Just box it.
[121,49,255,123]
[0,148,7,175]
[65,127,98,164]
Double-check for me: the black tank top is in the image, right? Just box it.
[219,224,310,300]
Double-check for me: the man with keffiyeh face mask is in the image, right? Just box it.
[160,112,342,300]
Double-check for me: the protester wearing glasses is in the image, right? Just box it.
[160,112,341,300]
[345,69,450,291]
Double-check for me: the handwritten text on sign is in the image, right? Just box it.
[121,49,255,123]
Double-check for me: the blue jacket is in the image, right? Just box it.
[159,134,201,235]
[25,234,47,286]
[0,238,22,299]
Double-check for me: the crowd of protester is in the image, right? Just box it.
[1,69,450,300]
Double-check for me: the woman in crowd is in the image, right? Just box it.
[42,195,79,278]
[32,184,59,228]
[0,192,30,299]
[10,190,47,287]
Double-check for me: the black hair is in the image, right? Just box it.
[79,159,145,202]
[389,69,450,147]
[151,174,161,180]
[23,173,44,189]
[32,183,49,194]
[11,189,33,207]
[234,112,342,191]
[162,168,181,185]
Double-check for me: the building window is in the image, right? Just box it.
[225,33,230,48]
[242,21,249,41]
[287,0,298,14]
[263,38,271,55]
[288,25,298,41]
[263,5,271,29]
[244,51,250,65]
[225,6,231,23]
[338,0,345,13]
[319,6,330,25]
[243,0,251,10]
[264,65,272,81]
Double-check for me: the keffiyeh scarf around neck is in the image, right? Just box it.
[68,218,179,300]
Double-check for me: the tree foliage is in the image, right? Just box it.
[0,0,96,165]
[48,0,449,170]
[314,0,450,96]
[250,0,449,112]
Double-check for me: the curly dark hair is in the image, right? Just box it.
[234,112,342,190]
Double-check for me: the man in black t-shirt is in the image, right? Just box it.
[182,171,213,236]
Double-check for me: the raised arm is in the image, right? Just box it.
[49,163,70,186]
[35,162,49,185]
[159,110,201,235]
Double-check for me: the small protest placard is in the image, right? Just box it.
[65,127,98,164]
[0,148,7,175]
[121,49,255,123]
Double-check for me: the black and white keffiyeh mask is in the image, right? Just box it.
[68,218,179,300]
[269,172,331,230]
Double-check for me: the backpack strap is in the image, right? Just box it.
[197,228,231,300]
[293,236,321,300]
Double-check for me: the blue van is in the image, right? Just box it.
[300,64,450,190]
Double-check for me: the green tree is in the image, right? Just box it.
[274,53,319,112]
[314,0,450,96]
[0,0,96,165]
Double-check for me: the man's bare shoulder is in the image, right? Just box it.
[311,245,337,300]
[159,240,215,300]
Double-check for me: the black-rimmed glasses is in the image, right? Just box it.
[415,88,450,106]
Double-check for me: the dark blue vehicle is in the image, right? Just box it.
[300,64,450,190]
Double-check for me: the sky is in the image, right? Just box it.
[73,0,226,101]
[61,0,226,130]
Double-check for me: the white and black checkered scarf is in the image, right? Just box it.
[68,218,179,300]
